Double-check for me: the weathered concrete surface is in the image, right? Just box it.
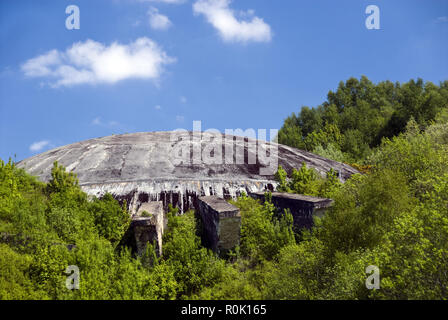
[16,131,358,213]
[198,196,241,255]
[250,192,334,230]
[131,201,165,256]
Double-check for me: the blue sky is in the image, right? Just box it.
[0,0,447,161]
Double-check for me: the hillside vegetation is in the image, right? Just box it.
[278,76,448,164]
[1,77,447,299]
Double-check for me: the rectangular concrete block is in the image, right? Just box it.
[132,201,165,256]
[249,192,333,230]
[198,196,241,256]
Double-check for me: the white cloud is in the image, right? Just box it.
[92,117,102,125]
[155,105,162,110]
[435,16,448,23]
[193,0,272,43]
[180,96,187,103]
[22,37,175,87]
[91,117,120,127]
[148,7,172,30]
[21,50,61,77]
[29,140,50,152]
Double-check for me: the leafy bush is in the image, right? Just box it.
[233,194,295,264]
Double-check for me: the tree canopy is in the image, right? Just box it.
[1,76,447,300]
[277,76,448,163]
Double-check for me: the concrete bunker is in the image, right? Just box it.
[249,192,334,230]
[16,131,356,256]
[131,201,166,256]
[128,192,333,257]
[197,196,241,256]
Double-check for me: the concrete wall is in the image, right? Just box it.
[197,196,241,256]
[250,192,333,230]
[131,201,165,256]
[127,192,332,258]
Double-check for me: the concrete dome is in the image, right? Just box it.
[17,131,358,213]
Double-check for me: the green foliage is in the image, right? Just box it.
[0,161,181,299]
[193,262,263,300]
[162,209,226,298]
[0,159,48,238]
[233,195,295,264]
[2,76,448,300]
[0,244,48,299]
[262,117,448,300]
[274,165,289,192]
[46,161,80,195]
[273,163,342,198]
[90,193,130,244]
[359,172,448,299]
[318,169,413,254]
[289,163,321,196]
[303,123,343,152]
[278,76,448,162]
[313,143,348,163]
[264,239,327,299]
[320,168,342,198]
[194,194,297,300]
[140,210,151,217]
[369,118,448,198]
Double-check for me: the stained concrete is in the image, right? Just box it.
[250,192,334,230]
[131,201,165,256]
[198,196,241,256]
[17,131,358,213]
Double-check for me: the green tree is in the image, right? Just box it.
[234,195,295,264]
[162,208,226,298]
[90,193,130,245]
[274,165,289,192]
[289,163,321,196]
